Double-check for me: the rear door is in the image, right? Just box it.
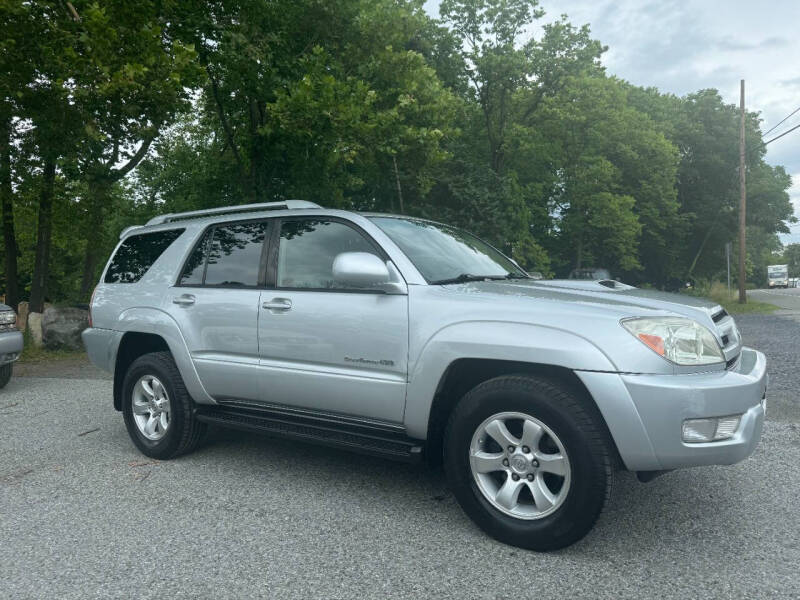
[166,219,270,402]
[257,217,409,423]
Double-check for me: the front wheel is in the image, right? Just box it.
[121,351,207,459]
[444,375,613,551]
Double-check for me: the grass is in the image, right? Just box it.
[18,329,87,363]
[700,281,778,315]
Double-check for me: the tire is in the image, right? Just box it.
[444,374,613,551]
[121,351,207,459]
[0,363,11,389]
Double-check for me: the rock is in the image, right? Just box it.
[17,301,28,332]
[28,312,43,347]
[41,307,89,350]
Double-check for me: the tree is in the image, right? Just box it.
[784,244,800,279]
[65,2,204,296]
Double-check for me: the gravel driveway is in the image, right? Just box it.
[1,313,798,599]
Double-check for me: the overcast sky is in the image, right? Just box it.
[424,0,800,243]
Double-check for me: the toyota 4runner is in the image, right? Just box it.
[83,201,767,550]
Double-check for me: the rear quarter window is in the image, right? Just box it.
[104,229,184,284]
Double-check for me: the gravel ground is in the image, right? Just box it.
[735,314,800,423]
[1,313,798,599]
[13,355,110,380]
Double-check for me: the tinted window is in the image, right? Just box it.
[105,229,184,284]
[204,222,268,286]
[179,229,213,285]
[277,220,379,289]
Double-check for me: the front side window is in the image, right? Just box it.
[277,219,380,289]
[179,221,268,287]
[105,229,184,284]
[369,217,524,283]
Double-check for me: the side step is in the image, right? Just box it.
[195,402,423,463]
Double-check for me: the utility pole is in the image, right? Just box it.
[726,242,732,298]
[738,79,747,304]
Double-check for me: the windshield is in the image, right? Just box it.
[369,217,526,283]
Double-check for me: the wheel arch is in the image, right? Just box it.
[422,358,623,469]
[113,332,170,411]
[111,307,215,410]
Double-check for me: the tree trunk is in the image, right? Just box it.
[29,159,56,313]
[248,98,263,202]
[79,180,108,298]
[392,155,405,214]
[0,116,19,310]
[687,225,715,278]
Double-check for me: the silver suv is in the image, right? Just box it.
[83,201,767,550]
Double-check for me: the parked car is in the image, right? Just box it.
[568,267,611,280]
[83,201,767,551]
[0,303,23,389]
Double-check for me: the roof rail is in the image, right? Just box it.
[145,200,322,226]
[118,225,144,240]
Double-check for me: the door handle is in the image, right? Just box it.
[262,298,292,312]
[172,294,196,307]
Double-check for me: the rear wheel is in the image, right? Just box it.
[122,351,206,459]
[444,374,613,551]
[0,363,11,389]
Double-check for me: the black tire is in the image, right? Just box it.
[0,363,11,389]
[444,374,613,551]
[121,351,207,459]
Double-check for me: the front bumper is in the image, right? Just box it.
[577,347,766,471]
[0,330,23,365]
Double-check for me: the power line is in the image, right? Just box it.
[764,122,800,145]
[763,104,800,136]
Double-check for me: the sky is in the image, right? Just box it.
[424,0,800,244]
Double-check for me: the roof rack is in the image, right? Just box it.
[144,200,322,226]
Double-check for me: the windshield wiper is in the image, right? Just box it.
[431,272,530,285]
[431,273,502,285]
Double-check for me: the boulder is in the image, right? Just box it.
[41,307,89,350]
[28,312,43,347]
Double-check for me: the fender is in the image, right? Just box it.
[403,320,618,439]
[116,306,215,405]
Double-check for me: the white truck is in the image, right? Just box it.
[767,264,789,288]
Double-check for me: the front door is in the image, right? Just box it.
[258,217,409,423]
[167,219,270,402]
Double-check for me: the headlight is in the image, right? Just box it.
[621,317,724,366]
[0,310,16,326]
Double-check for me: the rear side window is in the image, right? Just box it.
[179,221,269,287]
[105,229,184,284]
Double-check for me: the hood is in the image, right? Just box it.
[446,278,721,322]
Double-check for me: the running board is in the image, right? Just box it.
[195,403,423,463]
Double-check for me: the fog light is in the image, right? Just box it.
[682,415,741,443]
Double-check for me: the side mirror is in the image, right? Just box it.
[332,252,390,287]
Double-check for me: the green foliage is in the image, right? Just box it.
[0,0,795,304]
[783,244,800,278]
[685,281,777,315]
